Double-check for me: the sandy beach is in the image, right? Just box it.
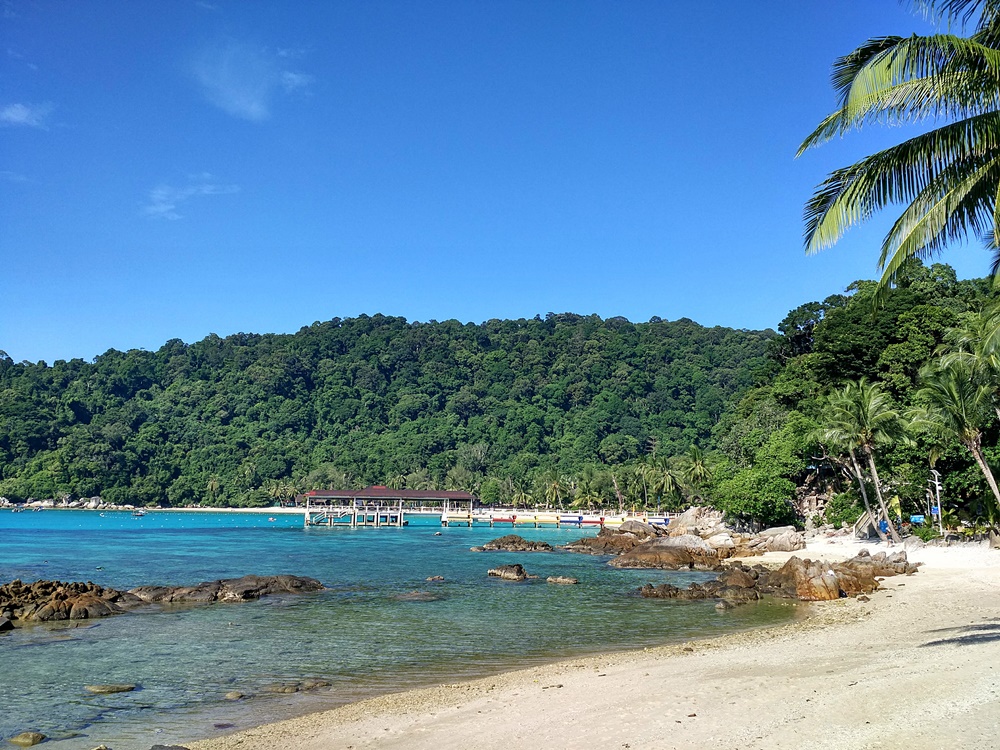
[189,539,1000,750]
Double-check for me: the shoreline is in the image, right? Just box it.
[188,539,1000,750]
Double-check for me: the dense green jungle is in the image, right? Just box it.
[2,260,998,535]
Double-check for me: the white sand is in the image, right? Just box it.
[189,539,1000,750]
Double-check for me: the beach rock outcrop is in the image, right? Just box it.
[563,523,663,555]
[481,535,554,552]
[546,576,579,585]
[639,549,921,606]
[561,507,805,562]
[0,575,324,624]
[488,564,528,581]
[611,534,722,570]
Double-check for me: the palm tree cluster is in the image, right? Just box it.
[815,303,1000,543]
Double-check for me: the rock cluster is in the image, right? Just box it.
[0,575,324,624]
[479,534,554,552]
[0,579,137,622]
[565,507,807,565]
[639,550,920,606]
[563,520,665,555]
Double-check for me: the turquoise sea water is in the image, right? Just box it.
[0,510,801,749]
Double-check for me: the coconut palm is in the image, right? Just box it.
[677,445,712,503]
[543,473,570,510]
[814,379,905,542]
[799,1,1000,296]
[643,458,681,512]
[910,358,1000,537]
[511,484,532,510]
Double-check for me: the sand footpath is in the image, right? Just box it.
[189,539,1000,750]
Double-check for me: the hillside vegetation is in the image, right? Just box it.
[0,313,771,506]
[3,259,997,536]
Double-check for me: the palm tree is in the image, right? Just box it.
[814,379,905,542]
[678,445,712,503]
[799,1,1000,296]
[511,484,533,510]
[542,472,569,510]
[910,358,1000,538]
[206,475,221,503]
[644,458,680,512]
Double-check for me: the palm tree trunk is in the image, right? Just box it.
[965,441,1000,547]
[865,449,902,543]
[849,448,885,542]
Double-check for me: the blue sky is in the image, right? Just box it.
[1,1,991,364]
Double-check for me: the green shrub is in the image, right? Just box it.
[911,524,940,542]
[823,492,863,528]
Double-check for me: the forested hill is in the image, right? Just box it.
[0,313,774,506]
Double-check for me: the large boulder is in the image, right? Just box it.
[488,564,528,581]
[765,528,806,552]
[611,535,721,570]
[563,527,646,555]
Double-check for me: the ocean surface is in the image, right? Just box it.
[0,510,802,749]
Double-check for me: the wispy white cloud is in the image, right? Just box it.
[144,177,239,220]
[0,102,53,128]
[191,39,312,121]
[8,48,39,71]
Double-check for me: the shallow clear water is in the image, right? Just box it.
[0,510,801,748]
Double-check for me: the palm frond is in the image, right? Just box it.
[804,112,1000,253]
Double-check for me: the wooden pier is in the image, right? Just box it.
[300,487,476,529]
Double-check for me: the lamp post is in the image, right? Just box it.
[930,469,943,534]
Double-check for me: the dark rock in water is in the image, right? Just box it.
[488,564,528,581]
[1,575,324,623]
[0,579,140,622]
[85,683,136,694]
[149,746,191,750]
[8,731,46,747]
[129,574,324,604]
[426,575,445,582]
[482,535,553,552]
[224,690,244,700]
[0,616,13,631]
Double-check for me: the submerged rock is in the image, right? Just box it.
[8,732,46,747]
[85,683,136,694]
[546,576,579,585]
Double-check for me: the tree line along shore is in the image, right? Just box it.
[2,259,999,542]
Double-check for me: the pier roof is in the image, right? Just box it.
[297,486,475,502]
